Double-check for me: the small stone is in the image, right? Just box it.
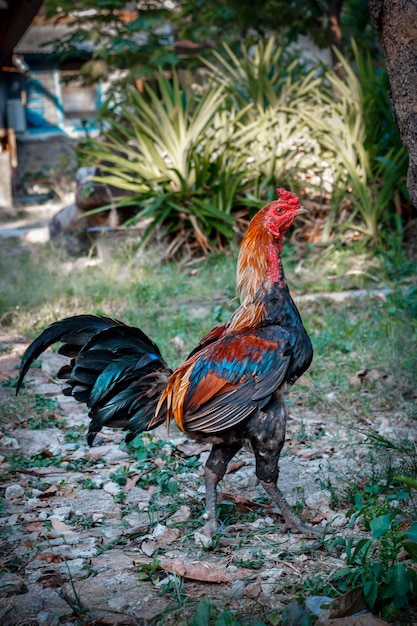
[5,484,25,500]
[281,602,309,625]
[0,435,20,449]
[226,580,245,599]
[49,506,72,521]
[0,573,27,597]
[305,489,332,511]
[259,568,284,579]
[103,481,121,496]
[37,610,60,626]
[141,536,158,556]
[166,505,192,525]
[305,595,333,616]
[152,523,180,547]
[194,531,213,549]
[107,597,128,612]
[325,511,348,529]
[244,582,261,598]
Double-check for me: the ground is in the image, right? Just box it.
[0,211,416,625]
[0,336,410,626]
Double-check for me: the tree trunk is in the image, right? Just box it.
[327,0,343,67]
[368,0,417,209]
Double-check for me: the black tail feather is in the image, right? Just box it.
[17,315,123,393]
[17,314,171,444]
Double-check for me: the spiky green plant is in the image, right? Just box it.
[303,42,408,243]
[81,72,253,249]
[203,37,321,113]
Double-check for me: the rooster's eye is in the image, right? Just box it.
[276,208,285,215]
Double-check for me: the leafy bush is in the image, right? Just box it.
[81,72,251,251]
[78,38,409,251]
[334,513,417,620]
[305,42,409,243]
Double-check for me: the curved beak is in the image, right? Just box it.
[297,205,309,215]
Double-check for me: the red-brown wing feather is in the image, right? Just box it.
[165,327,291,434]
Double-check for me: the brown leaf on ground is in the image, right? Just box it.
[36,552,63,563]
[50,519,74,532]
[158,558,230,583]
[39,484,59,498]
[123,475,141,492]
[220,492,261,511]
[328,587,367,617]
[349,368,389,387]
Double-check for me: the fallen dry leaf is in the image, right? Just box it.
[158,558,230,583]
[328,587,367,618]
[349,368,389,387]
[50,519,74,532]
[36,552,63,563]
[123,475,141,492]
[220,492,262,511]
[39,484,59,498]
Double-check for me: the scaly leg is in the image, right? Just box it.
[261,480,322,537]
[201,442,241,536]
[249,402,322,538]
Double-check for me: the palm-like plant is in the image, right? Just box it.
[303,43,408,243]
[203,37,322,113]
[83,73,251,250]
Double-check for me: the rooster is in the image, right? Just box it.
[17,188,318,537]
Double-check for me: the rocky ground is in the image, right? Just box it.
[0,332,402,626]
[0,210,415,625]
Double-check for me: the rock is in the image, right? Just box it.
[36,610,60,626]
[0,587,72,626]
[54,489,121,518]
[103,481,121,496]
[141,536,158,557]
[306,595,333,616]
[244,582,261,598]
[226,580,245,599]
[152,523,181,547]
[0,573,27,597]
[13,429,63,457]
[305,489,332,511]
[4,484,25,500]
[49,506,72,521]
[61,568,169,624]
[282,601,310,625]
[0,434,20,449]
[325,511,348,529]
[194,530,213,549]
[166,505,192,525]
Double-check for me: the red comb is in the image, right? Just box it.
[276,188,301,208]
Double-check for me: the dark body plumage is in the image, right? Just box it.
[17,189,319,537]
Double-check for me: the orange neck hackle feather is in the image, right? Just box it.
[228,189,302,332]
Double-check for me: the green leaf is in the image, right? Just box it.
[403,541,417,561]
[189,600,212,626]
[406,521,417,543]
[386,563,410,597]
[370,513,394,539]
